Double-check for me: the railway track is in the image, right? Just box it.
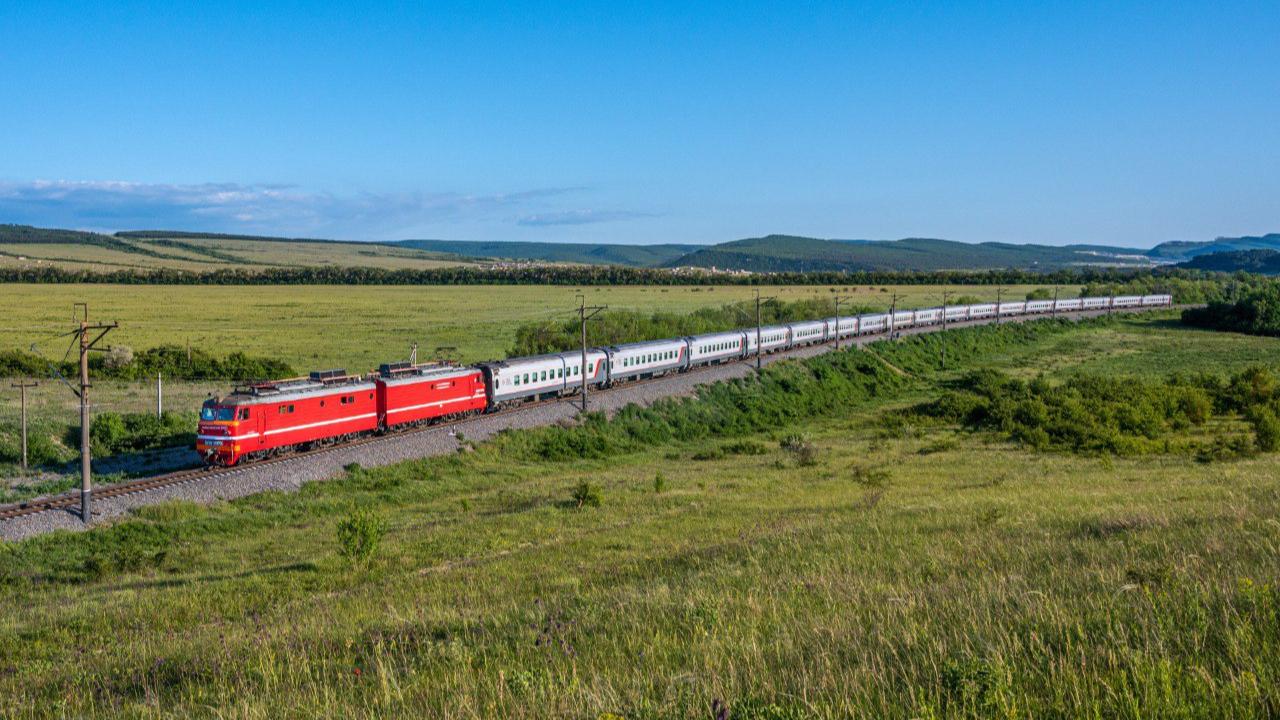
[0,306,1176,525]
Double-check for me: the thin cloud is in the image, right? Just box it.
[0,180,578,238]
[517,209,654,227]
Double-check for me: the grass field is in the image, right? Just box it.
[1,315,1277,718]
[0,283,1073,370]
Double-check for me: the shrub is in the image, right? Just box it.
[103,345,134,370]
[86,411,192,456]
[779,434,819,466]
[336,508,386,565]
[918,368,1279,459]
[570,482,602,509]
[1250,407,1280,452]
[723,439,770,456]
[653,472,666,494]
[850,465,891,487]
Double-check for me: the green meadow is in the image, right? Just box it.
[1,313,1276,718]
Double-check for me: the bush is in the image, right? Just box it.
[653,472,666,494]
[569,482,603,509]
[336,508,386,565]
[87,411,192,456]
[103,345,134,370]
[850,465,891,487]
[779,433,819,466]
[1250,407,1280,452]
[917,367,1280,458]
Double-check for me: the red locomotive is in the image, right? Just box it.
[376,361,487,430]
[196,363,485,466]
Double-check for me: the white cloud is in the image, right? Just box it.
[517,209,655,227]
[0,180,582,239]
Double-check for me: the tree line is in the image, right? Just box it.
[1181,280,1280,337]
[0,263,1255,288]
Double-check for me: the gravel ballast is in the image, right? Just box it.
[0,308,1160,541]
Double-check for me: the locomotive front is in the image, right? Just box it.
[196,398,250,465]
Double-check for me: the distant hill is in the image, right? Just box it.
[663,235,1155,272]
[1177,249,1280,274]
[1147,234,1280,260]
[7,222,1280,275]
[0,225,473,272]
[393,239,700,267]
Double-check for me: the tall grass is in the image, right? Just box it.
[1,315,1278,718]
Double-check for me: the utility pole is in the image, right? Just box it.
[754,288,776,370]
[156,372,163,417]
[409,342,418,365]
[832,294,853,350]
[576,295,606,412]
[940,291,952,370]
[10,381,37,470]
[71,303,117,524]
[995,287,1004,325]
[1051,286,1059,317]
[888,293,900,338]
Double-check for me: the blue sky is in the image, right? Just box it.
[1,1,1277,246]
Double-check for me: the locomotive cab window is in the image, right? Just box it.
[238,408,250,420]
[201,406,235,421]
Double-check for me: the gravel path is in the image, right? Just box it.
[0,307,1160,540]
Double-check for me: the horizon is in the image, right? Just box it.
[2,2,1277,247]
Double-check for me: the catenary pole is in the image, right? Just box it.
[11,380,37,470]
[752,288,775,370]
[832,295,853,350]
[71,303,117,524]
[576,295,606,412]
[940,291,952,369]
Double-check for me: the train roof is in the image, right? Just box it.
[478,348,606,369]
[376,362,479,386]
[215,369,375,405]
[607,337,688,351]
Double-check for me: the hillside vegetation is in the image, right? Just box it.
[393,239,699,267]
[1,315,1277,718]
[1178,249,1280,274]
[6,224,1279,275]
[664,234,1154,272]
[0,224,472,273]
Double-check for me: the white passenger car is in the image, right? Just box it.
[826,316,859,339]
[744,325,791,354]
[858,313,889,334]
[914,308,943,325]
[687,331,746,366]
[607,338,688,384]
[788,320,827,346]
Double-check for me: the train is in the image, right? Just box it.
[195,293,1172,465]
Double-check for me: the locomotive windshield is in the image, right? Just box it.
[200,405,235,421]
